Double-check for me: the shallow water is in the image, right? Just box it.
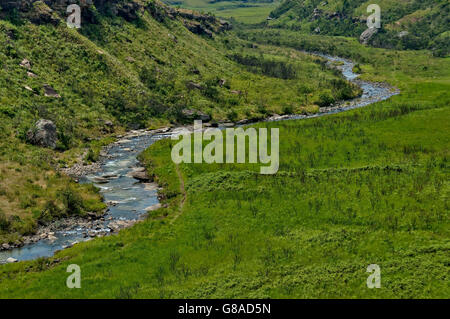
[0,132,168,263]
[0,53,398,264]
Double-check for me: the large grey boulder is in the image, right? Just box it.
[360,27,378,45]
[26,119,57,149]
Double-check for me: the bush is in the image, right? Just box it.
[59,186,84,216]
[0,210,11,232]
[317,92,335,107]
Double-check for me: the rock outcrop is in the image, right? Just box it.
[0,0,232,37]
[26,119,57,149]
[181,109,211,122]
[360,27,378,45]
[43,84,61,98]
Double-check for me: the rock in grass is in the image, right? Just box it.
[360,27,378,45]
[20,58,31,70]
[43,84,61,98]
[26,119,57,149]
[181,108,211,122]
[186,81,204,90]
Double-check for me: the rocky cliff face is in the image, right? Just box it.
[0,0,231,36]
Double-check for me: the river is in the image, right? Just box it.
[0,53,399,264]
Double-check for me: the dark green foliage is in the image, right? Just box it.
[59,186,83,216]
[228,53,297,79]
[267,0,449,55]
[0,210,11,232]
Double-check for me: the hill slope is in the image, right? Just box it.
[0,0,359,244]
[267,0,449,56]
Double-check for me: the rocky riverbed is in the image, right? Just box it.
[0,52,399,264]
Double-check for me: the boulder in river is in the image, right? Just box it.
[130,170,153,182]
[26,119,57,149]
[92,177,110,184]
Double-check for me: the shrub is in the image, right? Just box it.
[59,186,83,216]
[317,92,335,107]
[0,210,11,232]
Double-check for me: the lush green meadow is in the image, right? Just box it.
[0,36,448,298]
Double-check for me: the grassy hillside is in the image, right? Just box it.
[266,0,449,56]
[163,0,279,23]
[0,35,448,298]
[0,1,358,245]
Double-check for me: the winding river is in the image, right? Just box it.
[0,53,399,264]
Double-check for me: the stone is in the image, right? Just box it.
[130,170,152,182]
[43,84,61,98]
[236,119,250,125]
[87,212,101,219]
[20,58,31,70]
[102,120,114,133]
[26,119,57,149]
[186,81,204,90]
[145,203,162,211]
[183,20,213,38]
[221,122,235,128]
[168,33,177,43]
[397,31,409,38]
[2,243,10,250]
[181,108,211,122]
[92,177,109,184]
[360,27,378,45]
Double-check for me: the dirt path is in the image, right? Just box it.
[170,164,187,224]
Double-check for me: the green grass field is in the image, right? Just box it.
[0,35,448,298]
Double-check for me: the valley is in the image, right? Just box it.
[0,0,448,299]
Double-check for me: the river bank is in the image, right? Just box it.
[0,52,399,264]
